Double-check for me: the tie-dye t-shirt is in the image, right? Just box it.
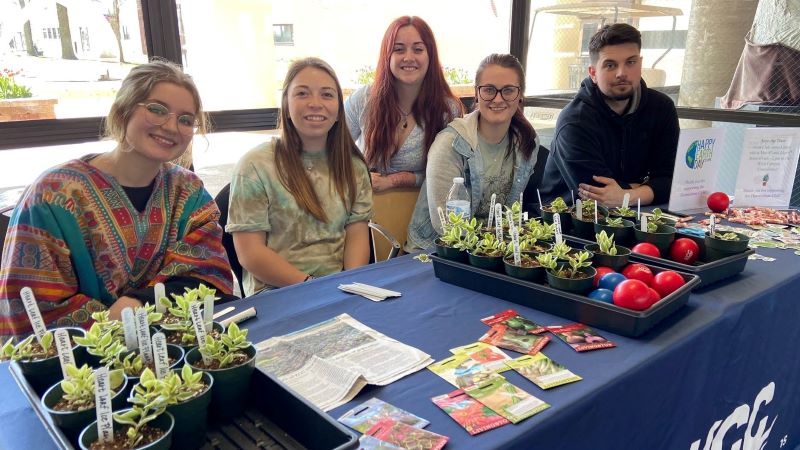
[226,139,373,295]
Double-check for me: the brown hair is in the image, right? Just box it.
[474,53,537,160]
[589,23,642,64]
[363,16,463,172]
[276,57,367,223]
[105,58,208,142]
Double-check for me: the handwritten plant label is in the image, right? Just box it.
[553,214,563,244]
[710,214,716,237]
[640,215,649,232]
[20,287,47,344]
[94,367,114,443]
[135,308,153,366]
[121,307,138,351]
[637,198,641,221]
[576,199,583,221]
[518,193,524,228]
[189,302,211,365]
[622,193,630,210]
[154,283,166,313]
[487,194,496,228]
[511,227,521,266]
[437,207,447,231]
[594,200,598,224]
[54,328,76,379]
[494,204,503,242]
[152,333,169,379]
[203,295,214,332]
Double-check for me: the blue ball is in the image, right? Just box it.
[588,288,614,303]
[598,272,627,291]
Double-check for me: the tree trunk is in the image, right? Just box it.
[108,0,126,63]
[23,21,35,56]
[56,3,77,60]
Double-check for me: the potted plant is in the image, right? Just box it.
[2,327,85,394]
[156,285,217,329]
[185,323,256,420]
[542,251,596,294]
[549,241,585,262]
[157,365,214,449]
[502,236,549,282]
[594,216,635,246]
[434,212,477,262]
[609,205,637,219]
[159,289,224,350]
[79,368,174,450]
[570,201,609,240]
[41,364,128,444]
[112,344,185,389]
[524,218,556,243]
[643,208,676,227]
[467,232,506,271]
[540,197,572,233]
[0,68,57,121]
[704,231,750,261]
[585,230,631,271]
[633,219,676,255]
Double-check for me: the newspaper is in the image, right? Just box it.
[256,313,432,411]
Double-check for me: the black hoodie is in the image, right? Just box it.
[540,76,679,204]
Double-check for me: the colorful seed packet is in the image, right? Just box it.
[505,353,582,390]
[462,373,550,424]
[449,342,513,373]
[546,323,616,352]
[428,353,497,389]
[339,397,429,432]
[431,388,510,435]
[364,418,448,450]
[479,324,551,355]
[481,309,546,334]
[358,435,405,450]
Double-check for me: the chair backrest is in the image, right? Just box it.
[370,187,420,261]
[0,212,10,263]
[523,145,550,215]
[213,183,245,296]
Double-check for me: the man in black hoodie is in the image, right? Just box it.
[540,23,679,206]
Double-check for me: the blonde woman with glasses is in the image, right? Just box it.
[0,59,235,339]
[407,54,541,251]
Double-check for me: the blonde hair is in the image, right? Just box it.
[105,58,208,143]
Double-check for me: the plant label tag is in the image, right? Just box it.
[506,210,514,231]
[54,328,75,379]
[511,227,521,265]
[94,367,114,443]
[152,333,169,379]
[523,212,528,221]
[571,190,575,206]
[518,193,524,228]
[121,307,138,351]
[494,204,503,242]
[536,189,543,214]
[487,194,496,228]
[20,287,47,345]
[637,198,641,221]
[710,214,716,237]
[135,308,153,366]
[154,283,166,313]
[622,193,630,210]
[437,207,447,231]
[640,215,648,232]
[553,214,563,244]
[189,303,211,365]
[203,295,214,332]
[594,200,599,224]
[576,199,583,220]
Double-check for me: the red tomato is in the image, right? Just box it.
[669,238,700,264]
[593,266,616,287]
[651,271,686,297]
[613,279,654,311]
[622,263,655,286]
[632,242,661,258]
[707,192,730,213]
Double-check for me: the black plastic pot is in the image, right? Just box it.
[17,327,86,395]
[704,232,750,261]
[79,409,174,450]
[165,371,213,450]
[503,255,545,282]
[467,251,504,271]
[185,344,256,421]
[546,267,597,294]
[585,244,631,271]
[434,239,468,262]
[41,374,129,446]
[633,224,677,255]
[594,219,635,246]
[540,208,573,233]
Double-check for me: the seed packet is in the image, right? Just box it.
[339,397,429,432]
[428,353,497,388]
[479,324,551,355]
[462,373,549,424]
[449,342,512,373]
[481,309,546,334]
[505,353,582,389]
[546,323,616,352]
[364,418,448,450]
[431,388,510,435]
[358,435,406,450]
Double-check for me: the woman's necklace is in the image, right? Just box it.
[398,107,411,129]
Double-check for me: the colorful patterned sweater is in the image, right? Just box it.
[0,155,233,338]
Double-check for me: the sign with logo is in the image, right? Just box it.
[668,128,726,213]
[734,128,800,208]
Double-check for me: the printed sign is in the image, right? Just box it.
[734,128,800,207]
[668,128,726,212]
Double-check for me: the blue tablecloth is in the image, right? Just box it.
[2,247,799,450]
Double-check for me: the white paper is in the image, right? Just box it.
[734,128,800,207]
[668,128,726,213]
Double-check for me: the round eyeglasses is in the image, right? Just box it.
[477,85,522,102]
[137,103,198,136]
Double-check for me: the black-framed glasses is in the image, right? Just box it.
[477,85,521,102]
[137,103,198,135]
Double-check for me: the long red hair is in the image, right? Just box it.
[363,16,463,172]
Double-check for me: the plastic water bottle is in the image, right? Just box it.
[446,177,470,220]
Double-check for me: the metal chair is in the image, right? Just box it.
[213,183,245,296]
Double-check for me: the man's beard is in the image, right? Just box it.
[600,89,633,102]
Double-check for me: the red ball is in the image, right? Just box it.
[593,266,616,288]
[621,263,655,286]
[669,238,701,264]
[647,287,662,304]
[652,271,686,297]
[632,242,661,258]
[707,192,730,213]
[613,279,655,311]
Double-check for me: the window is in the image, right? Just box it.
[273,24,294,45]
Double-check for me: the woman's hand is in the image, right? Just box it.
[108,296,143,320]
[370,172,393,192]
[370,171,417,192]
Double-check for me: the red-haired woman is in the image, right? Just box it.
[344,16,464,192]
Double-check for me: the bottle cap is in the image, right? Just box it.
[453,177,465,183]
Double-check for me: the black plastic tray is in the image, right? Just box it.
[9,361,357,450]
[430,253,700,337]
[565,233,754,289]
